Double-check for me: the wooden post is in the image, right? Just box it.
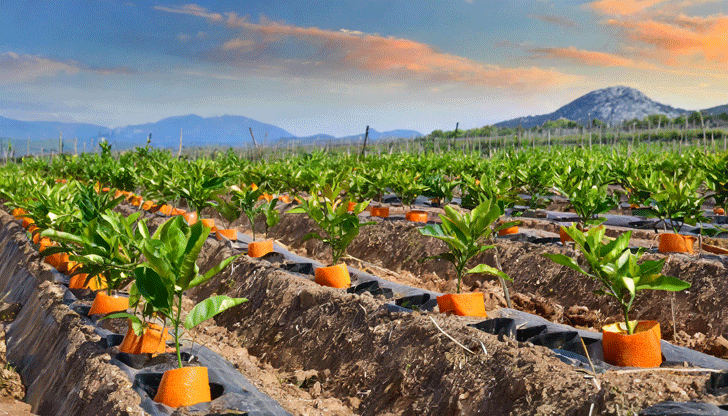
[74,137,78,156]
[178,128,183,158]
[59,131,63,155]
[359,125,370,158]
[699,111,706,152]
[27,137,30,157]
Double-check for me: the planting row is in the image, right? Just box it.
[7,177,708,372]
[3,177,728,414]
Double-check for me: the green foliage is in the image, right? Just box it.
[544,225,690,334]
[629,170,706,234]
[41,211,146,293]
[388,169,426,208]
[288,183,373,266]
[419,199,513,293]
[422,174,458,206]
[135,216,244,368]
[216,184,267,240]
[554,164,618,227]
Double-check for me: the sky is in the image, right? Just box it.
[1,0,727,137]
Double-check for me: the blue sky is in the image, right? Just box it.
[1,0,726,136]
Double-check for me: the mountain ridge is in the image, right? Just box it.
[0,114,422,149]
[495,86,690,128]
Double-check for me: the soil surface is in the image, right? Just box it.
[26,201,728,415]
[0,324,35,415]
[188,236,728,416]
[266,208,728,359]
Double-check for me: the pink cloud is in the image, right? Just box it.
[155,4,573,89]
[0,52,80,83]
[606,14,728,65]
[530,46,655,69]
[588,0,666,16]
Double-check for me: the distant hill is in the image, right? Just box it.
[110,114,294,149]
[338,128,423,142]
[495,86,689,128]
[703,103,728,116]
[0,114,421,151]
[0,115,109,143]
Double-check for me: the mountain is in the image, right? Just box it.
[0,113,421,151]
[278,128,422,144]
[0,115,109,142]
[495,86,688,128]
[110,114,294,149]
[702,103,728,116]
[338,128,423,142]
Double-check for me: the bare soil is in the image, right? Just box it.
[0,324,35,416]
[266,210,728,359]
[187,236,728,416]
[36,202,728,415]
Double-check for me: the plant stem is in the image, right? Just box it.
[493,247,512,309]
[622,306,633,335]
[174,293,183,368]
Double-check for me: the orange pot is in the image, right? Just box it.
[347,201,357,212]
[45,252,69,270]
[22,217,35,229]
[183,212,198,225]
[499,225,519,236]
[248,240,273,258]
[602,320,662,368]
[371,206,389,218]
[714,207,725,215]
[158,205,174,216]
[315,264,351,288]
[216,229,238,241]
[170,208,186,216]
[154,366,211,407]
[436,293,488,317]
[119,321,169,355]
[88,292,129,316]
[38,237,55,254]
[200,218,216,231]
[11,208,27,219]
[658,233,695,254]
[68,273,107,291]
[406,210,428,223]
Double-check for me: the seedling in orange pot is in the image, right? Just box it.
[136,216,245,407]
[42,211,145,315]
[419,198,515,317]
[289,183,374,288]
[544,225,690,367]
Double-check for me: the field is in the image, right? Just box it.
[0,143,727,415]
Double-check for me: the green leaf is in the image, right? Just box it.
[635,274,691,292]
[542,253,589,276]
[189,254,240,288]
[467,263,512,281]
[178,221,209,290]
[183,295,248,329]
[135,266,172,314]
